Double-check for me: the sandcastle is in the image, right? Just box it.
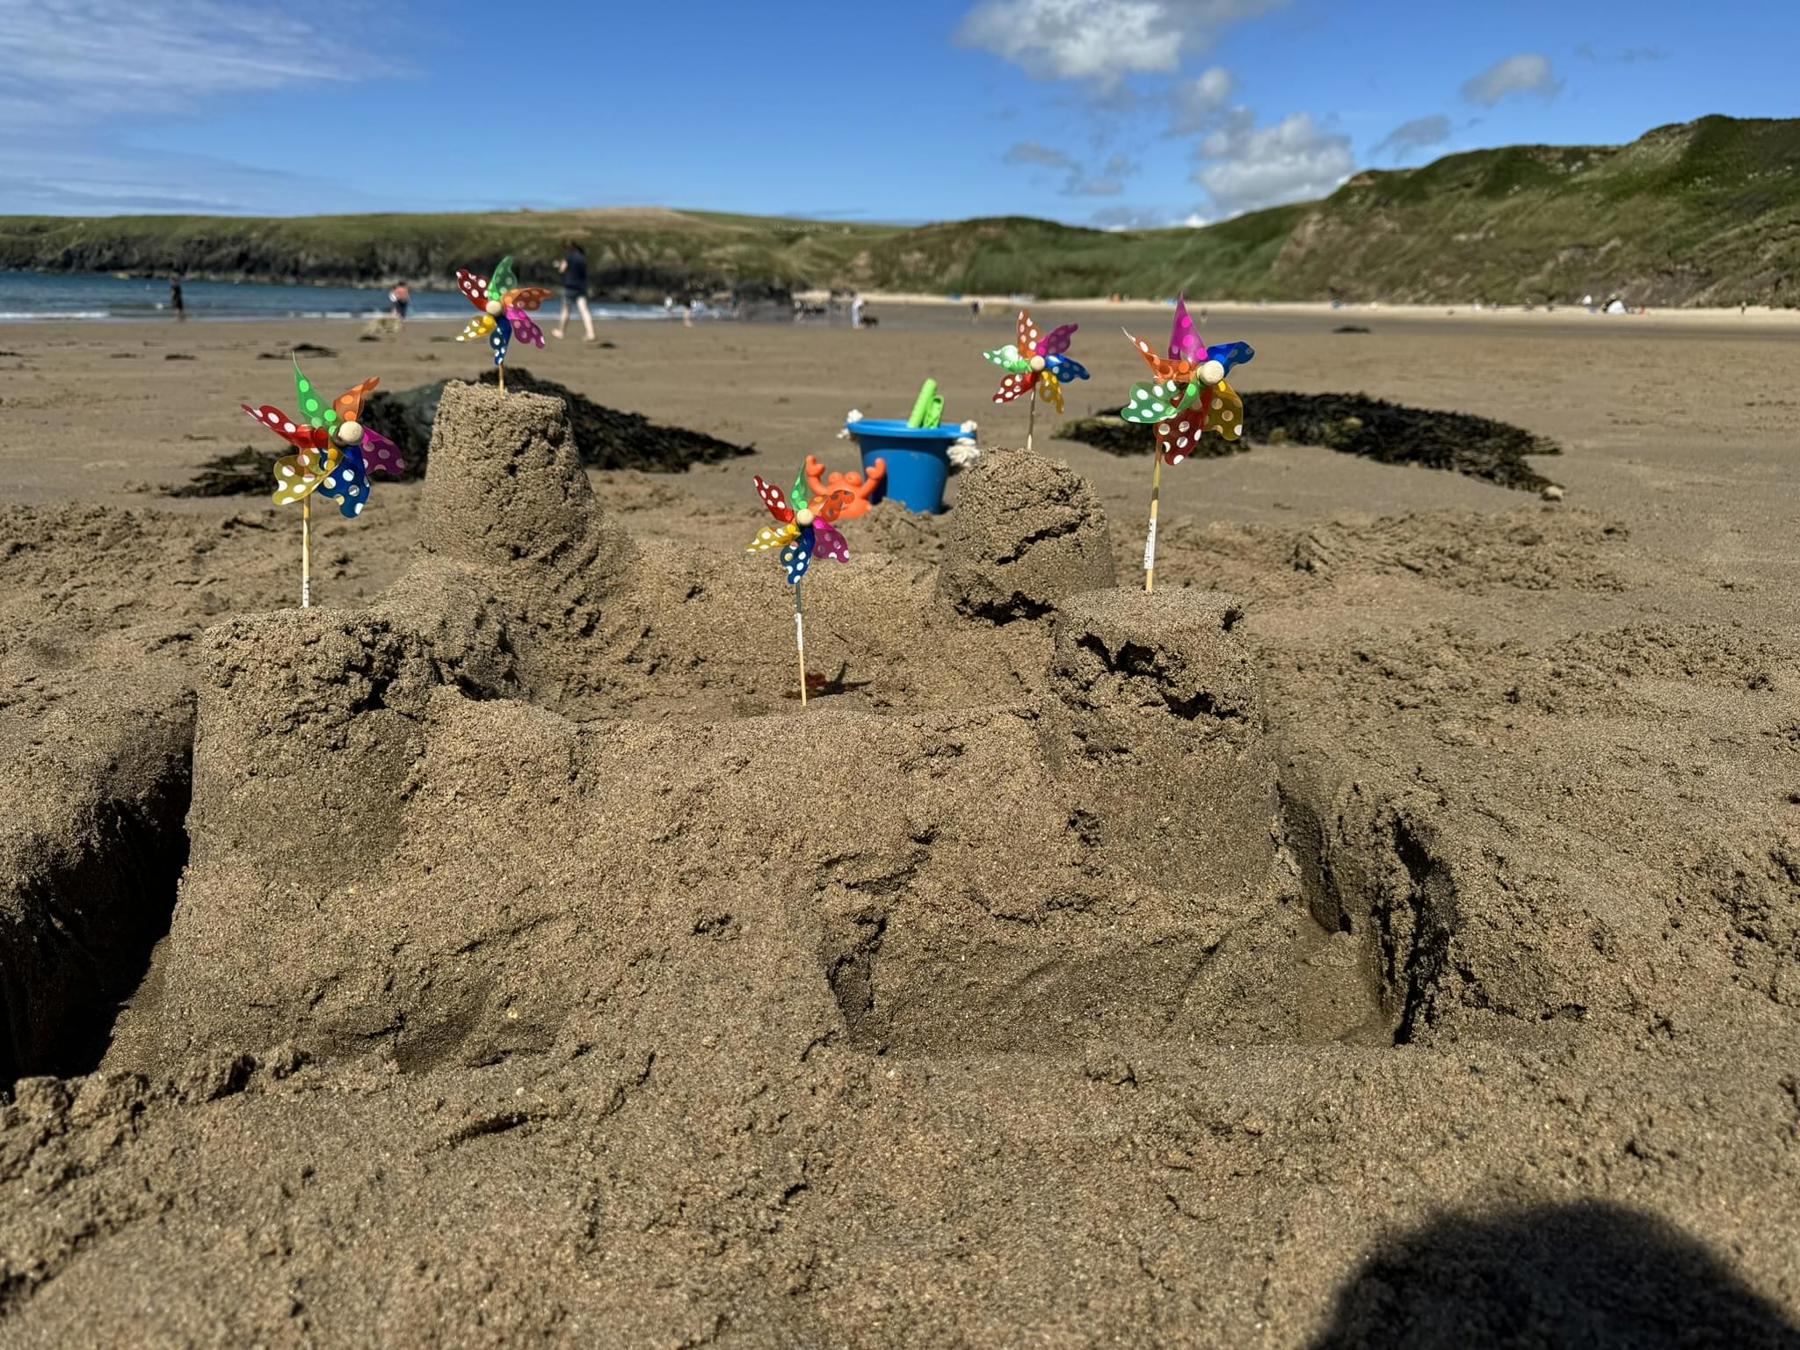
[105,388,1352,1075]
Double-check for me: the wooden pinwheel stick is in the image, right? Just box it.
[301,495,313,609]
[1026,387,1037,453]
[1144,452,1162,594]
[794,582,808,707]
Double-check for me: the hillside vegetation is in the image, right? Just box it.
[1,117,1795,306]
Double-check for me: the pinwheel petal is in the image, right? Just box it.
[1205,379,1246,440]
[1039,370,1066,415]
[457,270,491,311]
[749,522,800,553]
[1206,341,1255,377]
[994,371,1036,404]
[811,518,849,564]
[780,527,815,584]
[333,376,378,426]
[508,309,546,349]
[1016,309,1040,354]
[1046,355,1088,382]
[1168,294,1204,364]
[487,256,518,301]
[457,314,497,342]
[1124,330,1178,381]
[293,360,339,434]
[316,444,371,519]
[361,428,405,478]
[489,314,512,367]
[755,475,797,524]
[1157,395,1210,466]
[788,470,809,515]
[271,444,341,505]
[1038,323,1077,356]
[1121,378,1195,424]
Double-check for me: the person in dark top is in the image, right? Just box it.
[169,277,185,321]
[552,242,595,341]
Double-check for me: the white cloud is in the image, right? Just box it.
[1192,110,1353,215]
[0,0,377,126]
[1460,53,1561,107]
[1003,141,1076,170]
[955,0,1286,88]
[1372,113,1452,159]
[1167,66,1234,134]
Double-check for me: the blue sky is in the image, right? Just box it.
[1,0,1792,225]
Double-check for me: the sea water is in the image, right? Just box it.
[0,270,671,322]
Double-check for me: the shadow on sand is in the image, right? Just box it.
[1310,1200,1800,1349]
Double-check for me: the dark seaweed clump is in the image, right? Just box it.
[1055,391,1560,492]
[170,367,754,497]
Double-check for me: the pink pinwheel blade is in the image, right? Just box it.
[508,309,546,349]
[1168,294,1203,364]
[811,518,849,564]
[361,428,405,477]
[1038,323,1077,356]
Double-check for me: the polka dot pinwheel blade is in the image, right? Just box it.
[457,270,490,311]
[982,344,1020,369]
[749,522,800,553]
[243,404,321,450]
[293,360,339,433]
[788,471,809,516]
[1157,394,1211,465]
[1016,309,1040,354]
[361,428,405,478]
[1124,330,1178,382]
[509,309,546,350]
[502,287,553,313]
[333,377,378,426]
[1205,379,1246,440]
[316,445,371,519]
[755,475,797,524]
[811,518,849,565]
[487,256,518,301]
[1039,370,1065,415]
[1038,323,1077,356]
[271,445,340,505]
[1121,380,1181,424]
[994,371,1036,404]
[1207,341,1255,377]
[1169,294,1204,364]
[457,314,497,343]
[489,314,512,367]
[1046,355,1088,383]
[780,527,815,584]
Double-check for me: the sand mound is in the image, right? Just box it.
[6,379,1800,1344]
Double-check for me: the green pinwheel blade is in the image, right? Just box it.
[293,358,339,433]
[789,469,809,514]
[487,255,518,301]
[981,344,1021,369]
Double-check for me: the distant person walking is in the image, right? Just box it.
[552,241,596,342]
[970,298,981,323]
[388,282,410,320]
[169,277,185,321]
[851,293,865,329]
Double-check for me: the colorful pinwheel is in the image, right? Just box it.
[983,309,1088,451]
[455,254,552,390]
[747,470,854,706]
[748,470,852,584]
[241,360,404,607]
[1119,295,1254,465]
[1118,295,1257,593]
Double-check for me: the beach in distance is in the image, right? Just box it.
[4,293,1800,1342]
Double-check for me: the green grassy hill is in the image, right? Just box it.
[2,116,1796,306]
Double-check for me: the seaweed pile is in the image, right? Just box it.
[169,367,753,498]
[1056,391,1560,492]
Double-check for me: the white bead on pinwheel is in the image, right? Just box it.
[485,299,503,317]
[1199,359,1225,386]
[336,420,364,445]
[795,508,816,527]
[1029,355,1047,372]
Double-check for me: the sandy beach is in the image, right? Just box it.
[3,304,1799,1344]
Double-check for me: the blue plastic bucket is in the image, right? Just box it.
[844,419,968,513]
